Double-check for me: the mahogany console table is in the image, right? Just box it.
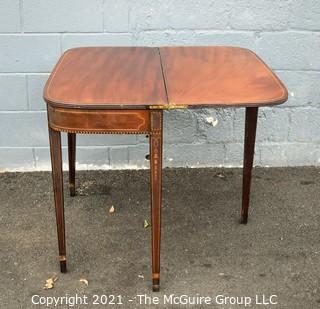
[44,46,288,291]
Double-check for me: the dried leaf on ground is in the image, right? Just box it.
[216,173,226,178]
[144,219,150,229]
[79,278,89,286]
[43,275,58,290]
[109,205,115,213]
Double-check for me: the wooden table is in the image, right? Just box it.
[44,46,288,291]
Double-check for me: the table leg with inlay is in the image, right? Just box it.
[68,133,76,197]
[149,110,163,292]
[48,126,67,273]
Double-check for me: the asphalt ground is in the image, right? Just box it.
[1,167,319,308]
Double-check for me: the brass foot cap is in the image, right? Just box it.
[152,278,160,292]
[152,284,160,292]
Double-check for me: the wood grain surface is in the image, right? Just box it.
[44,46,288,109]
[44,47,167,109]
[47,105,150,133]
[160,46,288,107]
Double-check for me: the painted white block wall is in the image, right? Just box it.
[0,0,319,170]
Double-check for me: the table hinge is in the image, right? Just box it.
[149,105,187,110]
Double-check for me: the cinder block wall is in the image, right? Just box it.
[0,0,319,170]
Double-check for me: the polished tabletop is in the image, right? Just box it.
[44,46,288,109]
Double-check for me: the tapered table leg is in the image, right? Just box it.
[149,110,163,292]
[68,133,76,196]
[241,107,258,224]
[49,127,67,272]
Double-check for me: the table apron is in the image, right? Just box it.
[47,105,151,134]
